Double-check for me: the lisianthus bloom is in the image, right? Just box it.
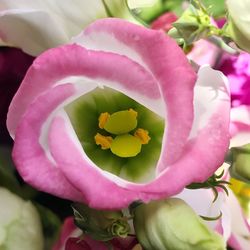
[7,18,230,209]
[0,0,139,56]
[0,187,43,250]
[0,47,33,144]
[218,53,250,107]
[53,217,138,250]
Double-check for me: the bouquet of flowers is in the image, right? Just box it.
[0,0,250,249]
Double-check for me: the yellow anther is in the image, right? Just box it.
[94,133,113,150]
[98,112,110,129]
[128,108,138,118]
[134,128,151,145]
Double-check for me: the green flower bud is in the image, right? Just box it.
[225,0,250,53]
[133,198,226,250]
[168,4,213,46]
[72,203,131,241]
[0,187,43,250]
[229,144,250,183]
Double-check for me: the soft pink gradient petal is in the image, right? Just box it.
[74,18,197,166]
[13,83,83,201]
[226,190,250,250]
[9,19,231,209]
[230,105,250,147]
[53,217,76,250]
[7,44,160,138]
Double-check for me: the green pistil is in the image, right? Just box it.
[95,109,150,158]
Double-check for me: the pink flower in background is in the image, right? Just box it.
[7,18,230,209]
[218,53,250,107]
[53,217,138,250]
[150,12,178,32]
[0,47,33,144]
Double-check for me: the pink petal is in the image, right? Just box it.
[13,83,83,201]
[9,19,231,209]
[73,18,197,165]
[7,43,160,137]
[230,105,250,147]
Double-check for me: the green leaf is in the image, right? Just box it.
[0,146,38,199]
[201,0,225,18]
[0,146,21,193]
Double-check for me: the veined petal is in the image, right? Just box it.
[72,18,197,166]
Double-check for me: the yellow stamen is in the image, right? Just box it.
[98,112,110,129]
[104,109,137,135]
[134,128,151,144]
[94,133,113,150]
[128,108,138,118]
[111,134,142,157]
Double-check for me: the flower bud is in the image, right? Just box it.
[133,198,226,250]
[225,0,250,52]
[0,187,43,250]
[229,144,250,183]
[72,203,130,241]
[168,5,212,46]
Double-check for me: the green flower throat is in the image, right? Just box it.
[65,87,164,183]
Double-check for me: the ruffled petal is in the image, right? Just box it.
[13,83,83,201]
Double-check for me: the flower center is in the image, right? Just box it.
[65,87,164,183]
[94,109,151,158]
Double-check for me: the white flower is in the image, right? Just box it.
[0,187,43,250]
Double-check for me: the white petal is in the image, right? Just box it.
[189,65,230,138]
[0,0,107,55]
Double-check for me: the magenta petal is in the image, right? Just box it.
[13,83,82,201]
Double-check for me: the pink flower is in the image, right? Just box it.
[218,53,250,107]
[7,18,230,209]
[150,12,178,32]
[53,217,137,250]
[0,47,33,144]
